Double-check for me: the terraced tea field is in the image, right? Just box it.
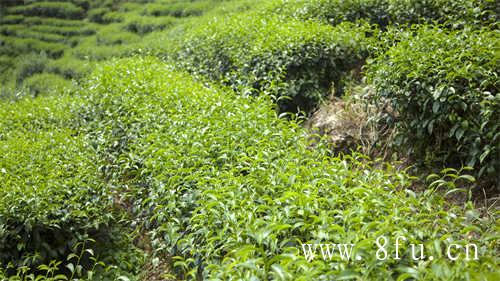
[0,0,498,280]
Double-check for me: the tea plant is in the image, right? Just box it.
[0,95,114,269]
[276,0,498,28]
[22,73,75,97]
[79,57,499,280]
[1,1,498,280]
[7,2,86,20]
[367,26,499,183]
[166,11,374,112]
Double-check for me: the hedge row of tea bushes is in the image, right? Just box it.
[77,57,498,280]
[0,4,98,95]
[0,95,109,266]
[156,0,499,183]
[164,12,373,112]
[0,0,498,279]
[6,2,86,20]
[0,95,144,280]
[276,0,498,28]
[366,26,500,181]
[0,0,229,99]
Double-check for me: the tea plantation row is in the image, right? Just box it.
[0,0,498,280]
[150,1,498,183]
[1,57,498,280]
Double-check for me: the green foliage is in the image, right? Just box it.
[70,37,137,60]
[22,16,86,27]
[0,238,138,281]
[142,0,212,17]
[13,53,49,85]
[0,95,114,268]
[0,15,24,24]
[124,15,176,35]
[167,11,373,112]
[95,24,141,45]
[0,25,72,45]
[277,0,498,28]
[367,26,499,181]
[80,57,498,280]
[7,2,85,20]
[87,7,111,23]
[0,36,66,58]
[46,56,92,80]
[0,55,15,82]
[1,1,498,280]
[22,73,75,97]
[101,10,139,23]
[29,24,95,36]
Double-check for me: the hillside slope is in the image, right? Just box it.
[0,0,498,280]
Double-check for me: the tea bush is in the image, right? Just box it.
[95,24,141,46]
[13,53,49,85]
[7,2,85,20]
[1,1,498,279]
[101,10,140,23]
[23,0,92,9]
[71,37,137,60]
[88,7,111,23]
[124,15,176,35]
[22,73,74,97]
[0,15,23,24]
[0,28,67,44]
[46,55,92,80]
[0,55,14,82]
[142,0,212,17]
[0,95,114,268]
[0,36,66,58]
[80,57,498,280]
[168,12,373,112]
[277,0,498,28]
[30,24,95,36]
[22,16,86,27]
[367,26,499,182]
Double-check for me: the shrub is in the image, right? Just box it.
[167,12,373,113]
[0,36,66,58]
[24,0,91,10]
[0,15,23,24]
[96,24,141,45]
[366,26,499,182]
[7,2,85,20]
[101,10,136,23]
[276,0,498,28]
[142,1,211,17]
[0,95,114,268]
[124,15,176,35]
[0,86,17,100]
[22,73,74,97]
[46,56,92,80]
[87,7,111,23]
[30,24,95,36]
[0,24,24,36]
[70,37,136,60]
[0,55,14,78]
[13,53,48,85]
[80,57,498,280]
[3,29,67,44]
[23,16,86,27]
